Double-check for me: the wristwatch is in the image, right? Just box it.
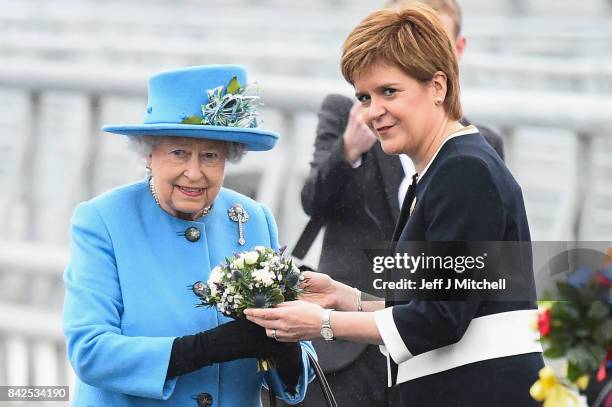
[320,309,335,341]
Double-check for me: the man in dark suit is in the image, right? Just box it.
[298,1,505,406]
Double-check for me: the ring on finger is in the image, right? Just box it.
[272,329,277,340]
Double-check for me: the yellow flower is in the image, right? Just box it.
[530,367,579,407]
[530,381,547,401]
[575,374,589,391]
[539,366,557,387]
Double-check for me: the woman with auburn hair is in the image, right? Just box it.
[246,5,543,406]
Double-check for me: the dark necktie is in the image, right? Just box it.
[403,172,419,215]
[391,173,419,242]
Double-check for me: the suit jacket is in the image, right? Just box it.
[64,182,314,407]
[382,132,543,406]
[300,94,505,371]
[301,94,402,371]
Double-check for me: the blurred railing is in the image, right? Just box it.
[0,1,610,403]
[0,63,612,391]
[0,241,69,388]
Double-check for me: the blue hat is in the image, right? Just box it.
[102,65,278,151]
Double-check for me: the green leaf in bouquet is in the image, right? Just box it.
[574,328,591,338]
[566,346,592,372]
[267,288,284,305]
[566,361,584,382]
[552,301,581,322]
[543,346,566,358]
[567,342,602,373]
[547,330,572,352]
[587,343,607,367]
[586,301,609,321]
[181,115,204,125]
[592,319,612,344]
[556,282,581,301]
[226,76,241,95]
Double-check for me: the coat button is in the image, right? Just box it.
[196,392,213,407]
[185,227,201,242]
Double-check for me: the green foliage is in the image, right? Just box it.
[181,115,204,125]
[539,268,611,385]
[226,76,240,94]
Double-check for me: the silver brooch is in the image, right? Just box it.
[228,204,249,245]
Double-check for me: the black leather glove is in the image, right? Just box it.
[166,319,303,389]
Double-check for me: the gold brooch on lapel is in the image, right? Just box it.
[228,204,249,245]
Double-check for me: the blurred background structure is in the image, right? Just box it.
[0,0,611,404]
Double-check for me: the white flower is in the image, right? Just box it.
[233,257,245,269]
[209,284,218,297]
[243,251,259,265]
[208,266,223,285]
[253,267,275,286]
[254,246,266,253]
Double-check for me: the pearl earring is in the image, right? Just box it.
[435,97,444,105]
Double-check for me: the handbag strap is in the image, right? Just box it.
[593,378,612,407]
[291,218,324,260]
[305,347,338,407]
[267,347,338,407]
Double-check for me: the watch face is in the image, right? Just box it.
[321,327,334,340]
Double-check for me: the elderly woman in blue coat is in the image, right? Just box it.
[63,65,314,407]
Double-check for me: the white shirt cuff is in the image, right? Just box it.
[374,307,413,364]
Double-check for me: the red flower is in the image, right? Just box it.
[595,271,612,287]
[538,309,552,337]
[598,349,612,382]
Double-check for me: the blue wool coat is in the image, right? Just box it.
[63,181,314,406]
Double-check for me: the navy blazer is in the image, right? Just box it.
[301,95,507,375]
[382,131,543,406]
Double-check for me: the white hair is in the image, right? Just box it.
[127,135,247,163]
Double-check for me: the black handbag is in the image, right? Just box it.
[267,347,338,407]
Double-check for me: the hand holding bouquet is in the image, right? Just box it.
[191,246,304,370]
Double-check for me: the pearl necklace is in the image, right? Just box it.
[148,177,212,219]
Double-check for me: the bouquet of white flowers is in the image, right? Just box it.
[192,245,303,320]
[191,246,303,371]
